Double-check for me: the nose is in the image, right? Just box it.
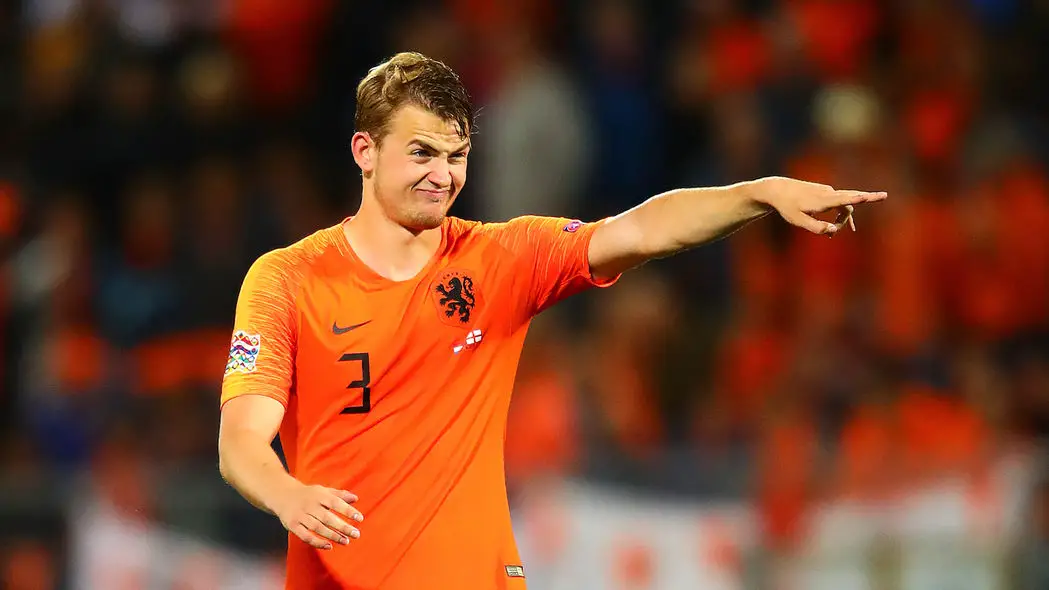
[427,159,452,188]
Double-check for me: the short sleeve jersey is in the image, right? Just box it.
[221,216,617,590]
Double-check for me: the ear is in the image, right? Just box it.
[351,131,377,175]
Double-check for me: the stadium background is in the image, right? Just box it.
[2,0,1049,588]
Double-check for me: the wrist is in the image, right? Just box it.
[264,475,304,515]
[737,178,775,214]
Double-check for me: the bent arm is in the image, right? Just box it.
[218,395,299,515]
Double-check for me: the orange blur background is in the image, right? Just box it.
[2,0,1049,588]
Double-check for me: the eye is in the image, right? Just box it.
[450,152,467,162]
[411,149,429,158]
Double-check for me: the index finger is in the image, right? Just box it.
[327,496,365,523]
[328,489,358,504]
[832,190,887,207]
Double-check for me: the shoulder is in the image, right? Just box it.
[444,216,486,240]
[450,215,584,248]
[444,216,546,258]
[244,224,344,293]
[446,215,566,241]
[442,216,499,253]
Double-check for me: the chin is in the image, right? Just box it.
[402,210,446,231]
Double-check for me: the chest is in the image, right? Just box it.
[292,265,512,402]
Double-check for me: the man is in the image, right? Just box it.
[218,52,885,589]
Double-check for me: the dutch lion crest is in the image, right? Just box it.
[431,269,479,325]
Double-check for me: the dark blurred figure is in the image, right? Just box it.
[252,140,335,246]
[97,173,181,348]
[178,155,253,329]
[576,0,663,220]
[85,48,175,232]
[20,17,97,195]
[170,46,250,165]
[1008,341,1049,440]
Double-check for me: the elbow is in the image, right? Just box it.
[218,453,229,484]
[218,455,230,484]
[217,436,234,484]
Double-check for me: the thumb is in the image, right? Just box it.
[788,212,838,235]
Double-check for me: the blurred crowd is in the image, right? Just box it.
[2,0,1049,587]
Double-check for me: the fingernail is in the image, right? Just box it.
[351,530,361,539]
[324,544,333,550]
[354,513,364,522]
[341,536,350,545]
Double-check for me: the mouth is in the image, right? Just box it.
[416,188,450,203]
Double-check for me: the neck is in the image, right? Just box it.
[344,192,443,282]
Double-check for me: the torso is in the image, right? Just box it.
[283,218,529,590]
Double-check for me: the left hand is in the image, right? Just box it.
[754,176,888,236]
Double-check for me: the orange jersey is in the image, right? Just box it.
[221,216,616,589]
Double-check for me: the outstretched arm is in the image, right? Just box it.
[587,176,887,280]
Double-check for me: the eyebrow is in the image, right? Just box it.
[410,139,471,153]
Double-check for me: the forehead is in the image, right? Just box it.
[387,104,466,145]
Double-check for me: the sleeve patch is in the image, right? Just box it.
[224,331,262,376]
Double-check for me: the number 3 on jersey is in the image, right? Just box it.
[339,352,371,414]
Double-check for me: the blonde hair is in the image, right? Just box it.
[355,52,473,144]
